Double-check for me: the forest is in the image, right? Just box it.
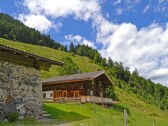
[0,13,168,110]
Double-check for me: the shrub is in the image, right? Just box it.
[106,85,118,100]
[7,112,19,122]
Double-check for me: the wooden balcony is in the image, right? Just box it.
[43,96,115,104]
[80,96,115,104]
[43,97,81,103]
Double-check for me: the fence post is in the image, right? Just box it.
[153,116,155,126]
[124,109,128,126]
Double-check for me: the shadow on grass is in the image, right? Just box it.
[43,104,90,124]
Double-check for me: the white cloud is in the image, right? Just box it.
[112,0,140,12]
[22,0,100,21]
[147,68,168,84]
[98,23,168,86]
[157,0,168,14]
[143,5,150,13]
[113,0,122,6]
[18,14,53,32]
[116,8,123,15]
[65,35,96,49]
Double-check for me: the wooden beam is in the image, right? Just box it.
[43,78,90,85]
[0,51,51,70]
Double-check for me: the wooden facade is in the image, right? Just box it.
[42,71,114,103]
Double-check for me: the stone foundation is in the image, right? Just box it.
[0,60,42,120]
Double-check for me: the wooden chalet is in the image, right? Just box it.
[42,71,115,104]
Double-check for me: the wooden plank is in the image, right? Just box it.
[43,79,90,85]
[0,51,50,70]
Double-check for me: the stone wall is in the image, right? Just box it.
[0,60,42,120]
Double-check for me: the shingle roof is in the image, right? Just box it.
[0,44,63,69]
[43,71,112,84]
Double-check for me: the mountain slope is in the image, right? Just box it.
[0,38,101,79]
[0,38,168,125]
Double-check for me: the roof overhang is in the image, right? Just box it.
[43,71,114,85]
[0,44,63,71]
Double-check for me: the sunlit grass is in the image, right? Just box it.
[0,38,101,79]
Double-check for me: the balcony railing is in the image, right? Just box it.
[43,96,115,104]
[80,96,115,104]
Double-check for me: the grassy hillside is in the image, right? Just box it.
[0,38,101,79]
[1,38,168,126]
[42,88,168,126]
[43,102,168,126]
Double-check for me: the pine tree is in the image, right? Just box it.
[69,42,75,52]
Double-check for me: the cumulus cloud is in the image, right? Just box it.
[22,0,100,21]
[99,23,168,86]
[65,34,96,49]
[18,14,53,33]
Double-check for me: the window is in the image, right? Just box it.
[43,93,46,98]
[62,90,67,98]
[74,91,79,97]
[50,93,53,97]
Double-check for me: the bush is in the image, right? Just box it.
[106,85,118,100]
[7,112,19,122]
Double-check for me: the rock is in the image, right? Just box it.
[4,119,8,122]
[18,116,24,120]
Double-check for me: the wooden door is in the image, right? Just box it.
[54,90,61,98]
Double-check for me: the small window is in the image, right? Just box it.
[62,90,67,98]
[43,93,46,98]
[50,93,53,97]
[74,91,79,97]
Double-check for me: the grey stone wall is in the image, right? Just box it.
[0,60,42,120]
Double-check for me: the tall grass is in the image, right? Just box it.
[43,103,168,126]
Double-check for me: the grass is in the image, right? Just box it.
[43,103,124,126]
[43,102,168,126]
[0,38,101,79]
[0,118,41,126]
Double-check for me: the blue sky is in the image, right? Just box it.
[0,0,168,86]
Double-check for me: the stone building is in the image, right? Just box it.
[0,44,63,120]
